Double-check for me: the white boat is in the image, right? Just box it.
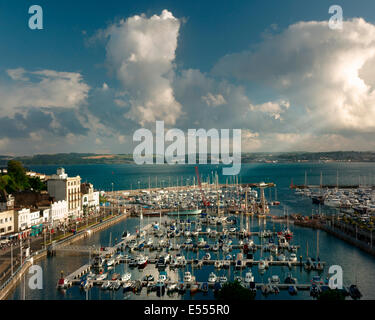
[289,253,297,262]
[183,271,192,283]
[101,280,111,290]
[208,272,217,284]
[214,260,222,268]
[219,276,228,283]
[244,272,254,283]
[96,273,108,281]
[121,272,131,282]
[203,253,211,260]
[258,259,266,271]
[270,275,280,284]
[107,257,116,266]
[277,254,286,261]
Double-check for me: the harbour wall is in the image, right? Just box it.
[294,220,375,257]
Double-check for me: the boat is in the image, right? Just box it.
[258,259,266,271]
[122,231,131,239]
[106,257,116,267]
[167,209,202,216]
[137,255,148,269]
[122,281,132,291]
[101,280,111,290]
[199,282,209,293]
[288,285,298,295]
[111,280,121,290]
[203,252,211,260]
[223,260,231,269]
[121,272,131,282]
[167,282,177,293]
[270,275,280,284]
[96,273,108,281]
[284,273,298,284]
[183,271,192,283]
[244,272,254,283]
[80,279,90,290]
[208,272,217,284]
[57,278,69,289]
[310,283,321,297]
[190,282,199,294]
[219,276,228,284]
[214,260,222,268]
[289,253,297,262]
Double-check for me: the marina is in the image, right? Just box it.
[8,162,375,300]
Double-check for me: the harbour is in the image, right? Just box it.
[7,162,375,300]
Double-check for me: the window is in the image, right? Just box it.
[7,226,11,231]
[0,219,2,224]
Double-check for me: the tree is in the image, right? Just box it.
[7,160,29,191]
[215,281,256,300]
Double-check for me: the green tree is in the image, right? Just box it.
[215,281,256,300]
[7,160,29,191]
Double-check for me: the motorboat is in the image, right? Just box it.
[219,276,228,284]
[121,272,131,282]
[244,272,254,283]
[96,273,108,281]
[137,255,148,269]
[214,260,222,268]
[122,231,131,239]
[288,285,298,295]
[208,272,217,284]
[284,273,298,284]
[183,271,192,283]
[258,259,266,271]
[203,252,211,260]
[270,275,280,284]
[101,280,111,290]
[289,253,297,262]
[199,282,209,293]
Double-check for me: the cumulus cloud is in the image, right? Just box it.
[213,18,375,135]
[0,68,90,116]
[249,100,290,120]
[202,93,227,107]
[101,10,183,126]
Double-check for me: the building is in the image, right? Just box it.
[0,210,15,235]
[81,183,100,215]
[47,168,82,219]
[50,200,68,226]
[0,190,14,212]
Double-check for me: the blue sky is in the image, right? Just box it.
[1,0,375,155]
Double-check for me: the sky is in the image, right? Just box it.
[1,0,375,155]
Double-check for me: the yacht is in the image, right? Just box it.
[101,280,111,290]
[214,260,223,268]
[289,253,297,262]
[96,273,108,281]
[244,272,254,283]
[122,231,131,239]
[203,252,211,260]
[121,272,131,282]
[137,255,148,269]
[183,271,192,283]
[219,276,228,283]
[270,275,280,284]
[258,259,266,271]
[208,272,217,284]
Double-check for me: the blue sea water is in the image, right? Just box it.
[9,162,375,300]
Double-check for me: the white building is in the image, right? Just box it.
[0,210,15,235]
[47,168,82,219]
[81,183,100,215]
[17,208,31,231]
[50,200,68,226]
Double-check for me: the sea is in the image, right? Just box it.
[8,162,375,300]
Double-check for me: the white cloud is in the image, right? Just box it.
[103,10,183,126]
[0,68,90,116]
[249,100,290,120]
[202,93,227,107]
[213,18,375,134]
